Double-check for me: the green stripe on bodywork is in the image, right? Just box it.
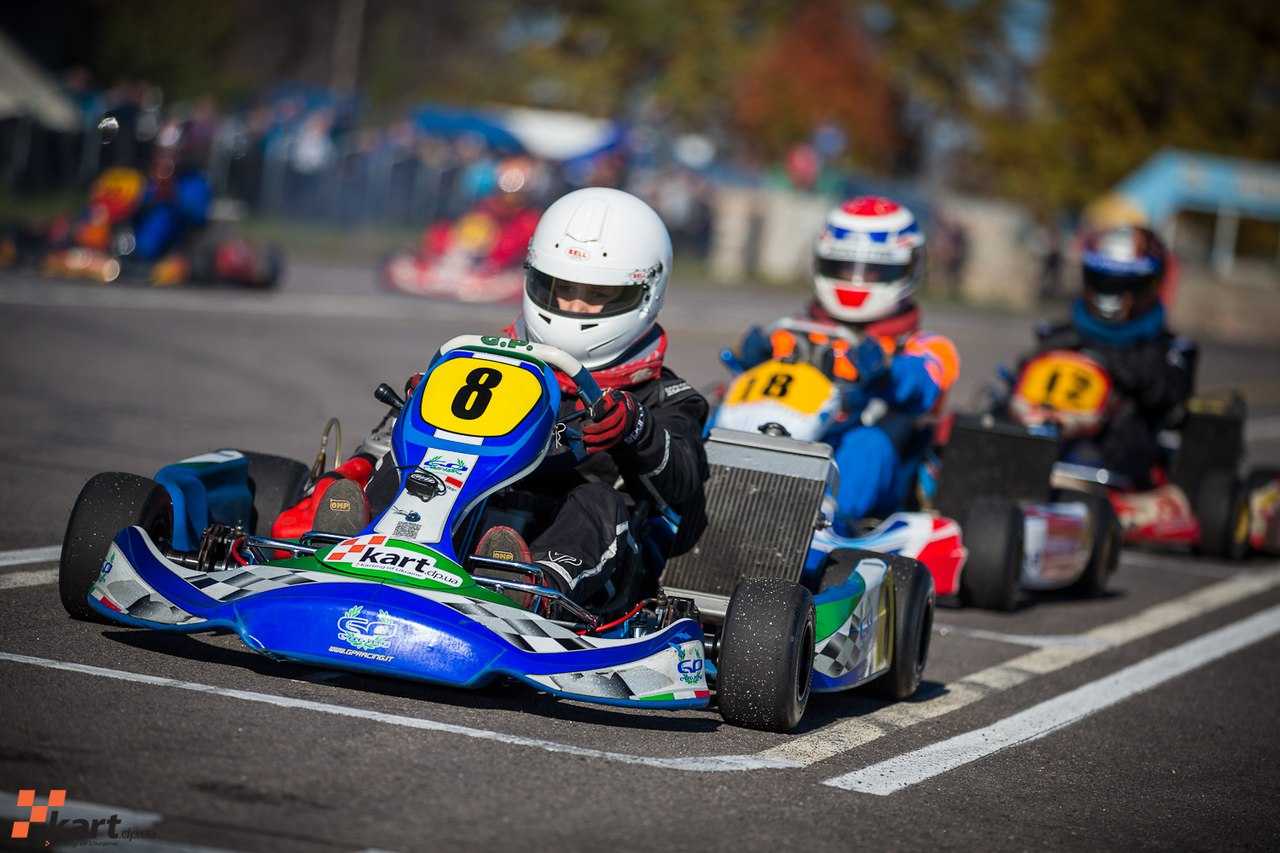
[268,540,517,608]
[815,573,865,642]
[637,693,676,702]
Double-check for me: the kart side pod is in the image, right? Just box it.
[661,427,834,618]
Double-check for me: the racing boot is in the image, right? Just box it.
[270,454,376,540]
[472,525,538,608]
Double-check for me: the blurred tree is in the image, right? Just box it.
[977,0,1280,210]
[732,0,904,171]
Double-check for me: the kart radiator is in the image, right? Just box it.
[661,428,832,618]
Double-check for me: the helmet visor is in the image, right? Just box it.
[815,256,916,286]
[525,267,648,319]
[1083,265,1157,296]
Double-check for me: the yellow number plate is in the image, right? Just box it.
[420,357,544,438]
[725,362,834,416]
[1014,351,1111,414]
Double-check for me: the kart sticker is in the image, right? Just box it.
[725,361,834,415]
[1014,351,1111,415]
[420,357,544,438]
[373,451,478,543]
[325,534,464,587]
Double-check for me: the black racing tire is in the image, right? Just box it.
[241,451,311,535]
[1057,488,1121,596]
[959,496,1023,611]
[1195,468,1247,560]
[870,553,935,700]
[717,578,816,732]
[60,472,172,621]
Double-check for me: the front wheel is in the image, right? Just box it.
[870,554,935,700]
[1195,468,1247,560]
[959,496,1023,611]
[60,472,172,621]
[717,578,815,732]
[1058,488,1121,596]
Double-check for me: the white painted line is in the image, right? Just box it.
[761,567,1280,766]
[0,544,60,568]
[0,652,797,774]
[824,602,1280,794]
[0,568,57,590]
[935,624,1109,650]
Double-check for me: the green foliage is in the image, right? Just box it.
[976,0,1280,210]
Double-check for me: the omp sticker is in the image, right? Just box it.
[420,357,543,438]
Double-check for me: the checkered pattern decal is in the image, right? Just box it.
[326,534,388,563]
[443,598,596,652]
[814,616,858,678]
[546,665,671,699]
[184,564,340,602]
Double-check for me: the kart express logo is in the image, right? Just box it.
[325,535,463,587]
[9,789,154,844]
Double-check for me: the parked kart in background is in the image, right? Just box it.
[0,166,283,289]
[379,248,523,302]
[60,335,931,732]
[943,348,1280,610]
[705,323,953,618]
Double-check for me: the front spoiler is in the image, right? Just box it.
[88,527,710,710]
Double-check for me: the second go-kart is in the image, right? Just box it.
[706,318,962,608]
[60,335,932,732]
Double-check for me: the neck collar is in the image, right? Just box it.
[808,301,921,339]
[1072,299,1166,345]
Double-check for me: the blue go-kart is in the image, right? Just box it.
[59,335,925,732]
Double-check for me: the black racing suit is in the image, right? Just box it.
[518,369,710,605]
[1026,321,1197,487]
[365,367,709,608]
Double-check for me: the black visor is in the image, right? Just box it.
[525,267,648,318]
[815,256,916,285]
[1083,267,1158,297]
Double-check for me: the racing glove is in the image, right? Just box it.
[852,337,889,385]
[581,389,647,454]
[737,326,774,369]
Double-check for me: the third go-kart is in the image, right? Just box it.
[942,347,1280,610]
[60,335,931,732]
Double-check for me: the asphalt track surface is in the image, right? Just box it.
[2,264,1280,852]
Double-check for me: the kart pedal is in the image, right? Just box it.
[311,478,370,536]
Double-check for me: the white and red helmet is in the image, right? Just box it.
[813,196,925,324]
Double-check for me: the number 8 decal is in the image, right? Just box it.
[451,367,502,420]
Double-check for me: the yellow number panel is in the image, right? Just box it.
[420,357,544,438]
[1014,351,1111,414]
[726,362,834,416]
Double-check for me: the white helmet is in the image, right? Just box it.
[522,187,672,369]
[813,196,925,324]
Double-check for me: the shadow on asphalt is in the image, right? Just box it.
[102,629,722,735]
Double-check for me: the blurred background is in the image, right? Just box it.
[0,0,1277,340]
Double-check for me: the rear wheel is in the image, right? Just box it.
[60,472,172,621]
[959,496,1023,611]
[1195,468,1247,560]
[870,554,935,700]
[1058,488,1121,596]
[241,451,310,535]
[717,578,815,732]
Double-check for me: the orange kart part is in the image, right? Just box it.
[41,248,121,283]
[270,455,376,540]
